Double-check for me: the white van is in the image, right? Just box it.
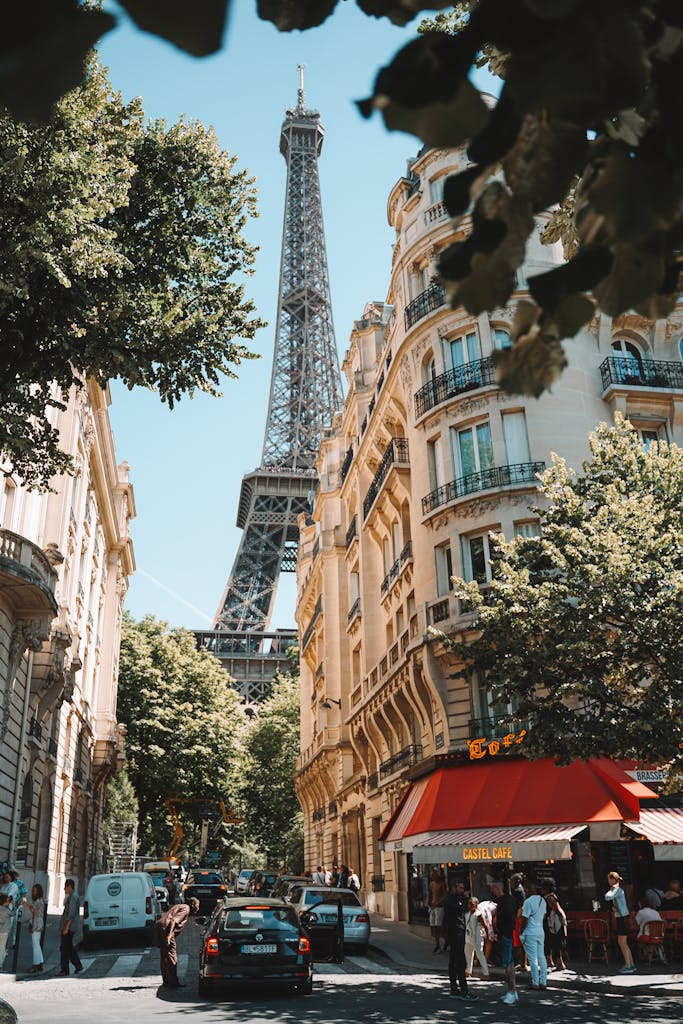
[83,872,160,943]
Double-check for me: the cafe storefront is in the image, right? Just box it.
[379,756,679,923]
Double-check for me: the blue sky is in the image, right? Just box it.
[98,4,492,632]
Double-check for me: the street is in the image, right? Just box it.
[1,919,681,1024]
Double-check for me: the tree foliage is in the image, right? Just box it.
[9,2,681,403]
[239,671,303,870]
[0,56,262,488]
[442,415,683,773]
[116,613,247,856]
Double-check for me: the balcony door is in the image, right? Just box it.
[452,421,494,480]
[611,339,644,381]
[449,332,480,369]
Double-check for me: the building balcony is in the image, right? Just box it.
[468,713,531,744]
[415,357,496,419]
[347,597,361,625]
[363,438,409,520]
[47,736,58,760]
[422,461,545,516]
[312,807,326,823]
[424,201,447,225]
[345,516,357,550]
[380,541,413,598]
[378,744,423,780]
[404,281,446,330]
[301,598,322,652]
[27,717,43,744]
[0,529,58,618]
[340,445,354,484]
[600,356,683,392]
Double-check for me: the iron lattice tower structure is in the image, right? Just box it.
[201,70,343,701]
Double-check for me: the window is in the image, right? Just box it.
[0,478,16,530]
[452,421,494,478]
[424,356,437,385]
[392,521,401,559]
[631,423,667,450]
[435,543,453,596]
[429,177,445,205]
[350,571,359,604]
[15,774,33,864]
[449,332,480,368]
[514,520,541,539]
[461,533,493,584]
[383,537,392,574]
[502,411,531,465]
[611,339,644,381]
[427,437,443,490]
[494,328,512,350]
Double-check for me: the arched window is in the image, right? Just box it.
[424,355,437,385]
[611,339,644,382]
[494,328,512,350]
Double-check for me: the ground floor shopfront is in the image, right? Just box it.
[378,757,683,923]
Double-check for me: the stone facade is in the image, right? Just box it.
[293,145,683,920]
[0,380,134,908]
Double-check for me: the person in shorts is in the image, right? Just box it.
[491,882,518,1005]
[427,868,446,953]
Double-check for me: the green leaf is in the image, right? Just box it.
[119,0,230,56]
[0,3,114,122]
[493,331,567,397]
[502,113,587,212]
[527,247,612,311]
[358,0,453,28]
[360,78,490,148]
[593,242,666,317]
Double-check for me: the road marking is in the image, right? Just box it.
[314,962,346,974]
[346,956,393,974]
[108,955,143,976]
[77,958,97,973]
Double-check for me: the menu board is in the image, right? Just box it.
[606,841,631,882]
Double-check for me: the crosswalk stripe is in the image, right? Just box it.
[108,955,142,976]
[314,962,346,975]
[346,956,393,974]
[78,958,97,973]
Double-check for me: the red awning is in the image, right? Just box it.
[624,808,683,862]
[380,757,657,852]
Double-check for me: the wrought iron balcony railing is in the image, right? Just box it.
[468,714,531,739]
[366,772,378,791]
[312,807,326,823]
[415,357,496,418]
[345,515,357,549]
[378,744,423,779]
[340,445,354,484]
[404,281,446,330]
[47,736,58,759]
[328,801,338,817]
[301,598,322,651]
[380,540,413,596]
[363,438,409,519]
[422,461,545,515]
[28,717,43,742]
[347,597,361,624]
[600,356,683,391]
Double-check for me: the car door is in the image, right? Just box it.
[121,875,144,929]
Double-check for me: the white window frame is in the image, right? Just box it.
[451,420,494,478]
[435,542,454,597]
[460,532,494,584]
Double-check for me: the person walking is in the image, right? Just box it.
[0,895,11,969]
[0,872,19,951]
[543,885,567,971]
[25,884,45,973]
[443,880,478,1001]
[347,868,360,893]
[491,882,518,1005]
[464,896,490,979]
[59,879,83,976]
[158,897,199,988]
[520,882,548,990]
[426,867,446,953]
[605,871,636,974]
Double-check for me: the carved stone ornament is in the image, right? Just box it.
[664,311,683,339]
[613,313,654,336]
[1,619,49,741]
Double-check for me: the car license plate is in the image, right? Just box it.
[96,917,118,926]
[195,888,211,894]
[241,944,277,954]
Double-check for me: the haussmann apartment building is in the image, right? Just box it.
[294,142,683,930]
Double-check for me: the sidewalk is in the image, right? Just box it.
[368,912,683,996]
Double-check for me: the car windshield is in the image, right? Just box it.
[304,890,361,907]
[220,907,299,932]
[190,873,223,884]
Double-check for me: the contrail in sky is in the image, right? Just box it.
[137,569,213,624]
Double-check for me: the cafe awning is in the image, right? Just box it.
[623,807,683,861]
[380,757,657,855]
[411,823,586,864]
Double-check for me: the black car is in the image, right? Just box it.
[182,870,227,911]
[248,871,279,896]
[198,897,313,997]
[270,875,309,901]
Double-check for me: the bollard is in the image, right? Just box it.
[11,905,22,974]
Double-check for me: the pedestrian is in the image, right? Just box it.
[477,897,497,965]
[644,883,664,910]
[59,878,83,976]
[338,864,350,888]
[661,880,683,912]
[426,867,446,953]
[330,864,340,887]
[313,865,325,885]
[464,896,490,979]
[347,868,360,893]
[0,895,11,969]
[520,881,548,990]
[163,873,177,906]
[158,897,199,987]
[25,884,45,973]
[0,872,19,951]
[543,884,567,971]
[635,896,666,963]
[443,880,478,1001]
[490,881,518,1005]
[510,873,527,972]
[605,871,636,974]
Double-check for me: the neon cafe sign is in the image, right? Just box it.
[468,729,527,760]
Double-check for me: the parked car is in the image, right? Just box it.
[270,876,309,901]
[234,869,255,895]
[83,872,160,945]
[183,870,228,911]
[248,871,279,897]
[288,885,371,955]
[197,897,313,997]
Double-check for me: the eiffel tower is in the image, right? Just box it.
[196,69,343,702]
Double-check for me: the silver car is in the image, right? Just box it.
[235,869,255,894]
[288,885,371,954]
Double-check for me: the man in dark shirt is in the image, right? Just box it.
[158,897,199,987]
[491,882,518,1005]
[443,881,478,1001]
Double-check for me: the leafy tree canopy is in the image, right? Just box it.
[5,3,683,401]
[443,415,683,775]
[116,613,247,856]
[239,670,304,870]
[1,55,262,488]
